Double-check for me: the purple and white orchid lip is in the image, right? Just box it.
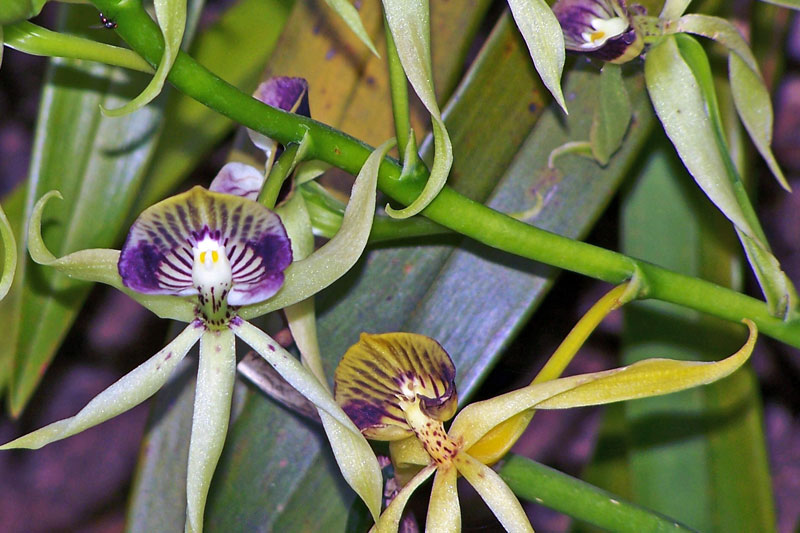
[119,186,292,320]
[553,0,644,63]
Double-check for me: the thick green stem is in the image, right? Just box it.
[88,0,800,348]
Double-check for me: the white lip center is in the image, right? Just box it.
[192,236,232,294]
[581,16,628,48]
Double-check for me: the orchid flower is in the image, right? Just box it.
[0,129,396,530]
[334,319,757,532]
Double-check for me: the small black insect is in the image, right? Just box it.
[98,12,117,29]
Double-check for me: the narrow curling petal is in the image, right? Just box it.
[426,465,461,533]
[239,138,393,319]
[451,320,756,449]
[185,329,237,533]
[119,186,292,306]
[0,323,203,450]
[28,191,195,321]
[0,202,17,301]
[455,453,534,533]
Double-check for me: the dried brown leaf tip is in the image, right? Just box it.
[334,333,458,443]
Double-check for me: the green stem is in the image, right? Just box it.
[88,0,800,348]
[383,13,413,163]
[499,454,696,532]
[258,143,301,209]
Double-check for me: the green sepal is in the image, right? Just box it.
[3,21,153,73]
[28,191,196,322]
[324,0,379,57]
[102,0,186,116]
[590,63,632,165]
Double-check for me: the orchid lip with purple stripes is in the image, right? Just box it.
[119,186,292,324]
[553,0,643,63]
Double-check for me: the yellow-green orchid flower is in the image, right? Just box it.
[0,136,394,531]
[334,317,757,532]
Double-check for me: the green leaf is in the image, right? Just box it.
[102,0,186,116]
[506,0,567,112]
[4,21,153,72]
[590,63,632,165]
[381,0,453,218]
[0,0,46,24]
[324,0,379,56]
[757,0,800,8]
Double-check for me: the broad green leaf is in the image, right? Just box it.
[0,323,202,450]
[324,0,379,56]
[103,0,186,116]
[0,203,16,301]
[506,0,567,112]
[616,140,776,531]
[382,0,453,218]
[4,21,153,72]
[590,63,632,165]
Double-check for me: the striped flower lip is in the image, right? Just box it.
[334,332,458,441]
[118,186,292,317]
[553,0,643,63]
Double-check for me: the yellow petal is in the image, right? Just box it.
[426,464,460,533]
[455,453,534,533]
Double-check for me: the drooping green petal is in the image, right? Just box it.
[231,319,357,433]
[277,193,383,521]
[371,464,436,533]
[102,0,186,116]
[381,0,452,218]
[739,230,799,319]
[317,409,383,521]
[450,319,756,449]
[324,0,379,56]
[455,453,534,533]
[426,465,460,533]
[185,329,236,533]
[590,62,631,165]
[644,36,752,238]
[239,139,394,319]
[669,14,758,72]
[660,0,691,19]
[506,0,567,112]
[27,191,195,322]
[728,52,789,191]
[4,21,153,73]
[0,323,202,450]
[0,203,17,301]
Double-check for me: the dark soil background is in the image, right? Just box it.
[1,3,799,532]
